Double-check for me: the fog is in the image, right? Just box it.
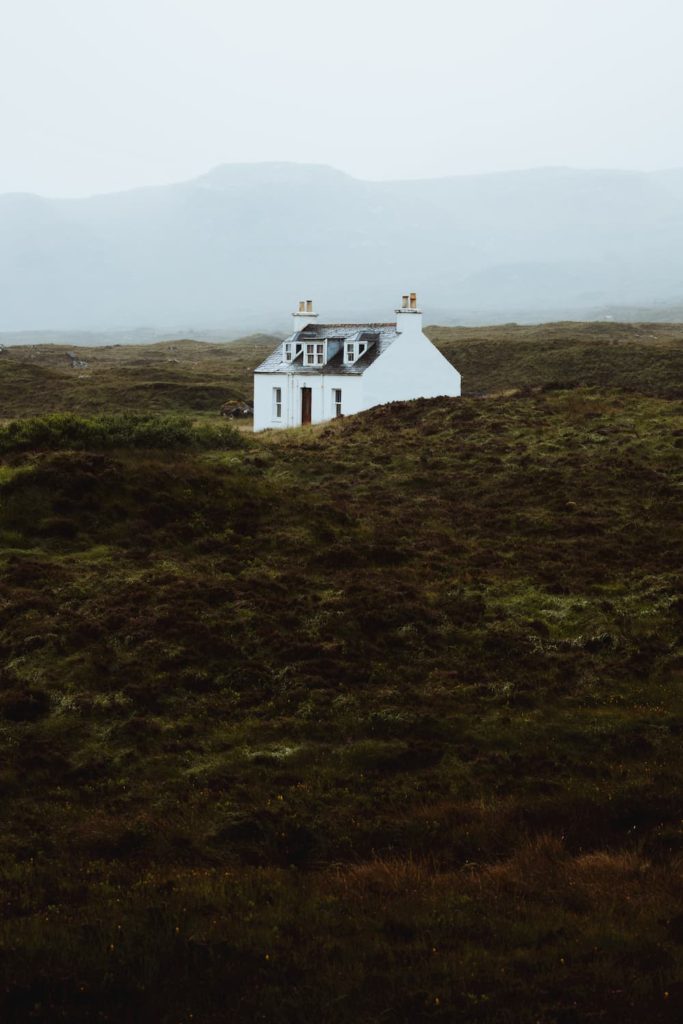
[3,1,683,334]
[3,162,683,335]
[2,0,683,198]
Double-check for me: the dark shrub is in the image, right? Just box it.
[0,413,244,453]
[0,688,50,722]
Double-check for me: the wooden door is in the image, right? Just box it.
[301,387,312,425]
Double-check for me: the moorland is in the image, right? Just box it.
[0,322,681,1023]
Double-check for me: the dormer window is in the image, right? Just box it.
[345,337,374,364]
[306,342,324,366]
[284,342,293,361]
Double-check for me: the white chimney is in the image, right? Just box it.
[292,298,319,333]
[395,291,423,338]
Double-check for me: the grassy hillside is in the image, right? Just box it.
[428,320,683,398]
[0,380,681,1021]
[0,335,277,418]
[1,321,682,420]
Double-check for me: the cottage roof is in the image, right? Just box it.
[254,323,399,375]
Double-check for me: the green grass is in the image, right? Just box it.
[0,412,243,454]
[0,335,276,418]
[428,321,683,399]
[1,321,681,419]
[0,329,682,1022]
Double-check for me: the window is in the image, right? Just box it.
[358,342,366,354]
[273,386,282,419]
[284,343,292,361]
[295,343,303,355]
[346,343,355,363]
[333,388,342,418]
[306,342,324,366]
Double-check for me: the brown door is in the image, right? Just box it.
[301,387,312,425]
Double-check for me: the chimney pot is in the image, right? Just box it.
[306,299,313,312]
[410,292,417,309]
[402,295,409,309]
[298,300,305,312]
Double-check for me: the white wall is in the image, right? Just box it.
[361,330,461,409]
[253,373,363,431]
[253,373,281,431]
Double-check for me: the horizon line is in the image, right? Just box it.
[2,160,683,203]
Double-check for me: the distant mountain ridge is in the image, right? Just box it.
[1,163,683,333]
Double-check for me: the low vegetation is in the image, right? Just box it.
[0,327,681,1022]
[0,335,276,418]
[0,412,243,454]
[1,321,681,419]
[430,320,683,399]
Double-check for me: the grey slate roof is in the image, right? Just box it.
[254,323,399,375]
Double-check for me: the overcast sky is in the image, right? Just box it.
[1,0,681,197]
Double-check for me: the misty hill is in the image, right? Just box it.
[2,163,683,333]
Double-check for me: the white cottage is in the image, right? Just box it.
[253,293,461,431]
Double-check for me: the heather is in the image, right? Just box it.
[0,333,681,1022]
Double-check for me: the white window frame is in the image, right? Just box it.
[345,342,355,364]
[306,342,324,366]
[333,388,342,417]
[273,386,282,419]
[284,342,292,362]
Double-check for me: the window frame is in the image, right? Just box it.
[273,386,282,419]
[306,342,324,366]
[333,388,342,418]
